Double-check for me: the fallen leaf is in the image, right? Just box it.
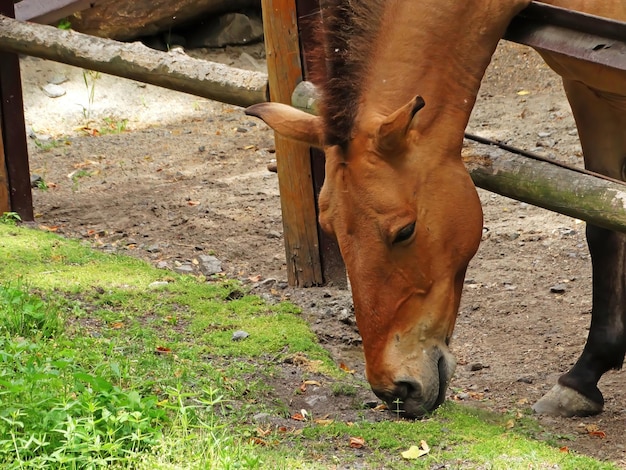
[110,322,124,329]
[339,362,355,374]
[589,430,606,439]
[560,446,569,453]
[401,440,430,459]
[291,413,306,421]
[39,225,59,232]
[248,274,263,282]
[256,427,272,437]
[304,380,322,386]
[349,436,365,448]
[155,346,172,355]
[373,403,388,411]
[299,383,307,393]
[505,419,515,429]
[187,201,200,206]
[517,90,530,96]
[314,418,334,426]
[250,437,268,446]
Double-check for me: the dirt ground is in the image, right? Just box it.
[20,40,626,466]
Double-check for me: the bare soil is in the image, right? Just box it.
[22,41,626,466]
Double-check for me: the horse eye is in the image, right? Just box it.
[393,222,416,244]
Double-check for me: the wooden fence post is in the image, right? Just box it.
[0,0,33,220]
[260,0,324,287]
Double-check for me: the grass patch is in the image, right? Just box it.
[0,223,618,469]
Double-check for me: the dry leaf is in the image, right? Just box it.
[339,362,355,374]
[560,446,569,453]
[291,413,306,421]
[304,380,322,386]
[505,419,515,429]
[155,346,172,355]
[110,322,124,329]
[401,440,430,459]
[373,403,388,411]
[517,90,530,96]
[589,430,606,439]
[349,437,365,448]
[39,225,59,232]
[314,418,334,426]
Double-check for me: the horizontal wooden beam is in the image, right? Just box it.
[0,15,268,108]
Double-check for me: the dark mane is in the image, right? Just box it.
[310,0,386,148]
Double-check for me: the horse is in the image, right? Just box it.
[246,0,626,419]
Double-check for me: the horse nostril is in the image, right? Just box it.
[394,379,422,400]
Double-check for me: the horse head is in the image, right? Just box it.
[247,96,483,417]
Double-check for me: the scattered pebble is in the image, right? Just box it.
[41,83,66,98]
[232,330,250,341]
[550,284,567,294]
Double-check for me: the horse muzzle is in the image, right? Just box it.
[370,345,456,419]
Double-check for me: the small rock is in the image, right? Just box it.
[41,83,66,98]
[232,330,250,341]
[30,174,43,188]
[470,363,487,371]
[267,230,282,239]
[550,283,567,294]
[173,264,195,275]
[146,244,161,253]
[252,412,271,423]
[537,131,552,138]
[517,376,534,384]
[156,261,170,269]
[48,74,68,85]
[236,127,248,133]
[197,254,222,275]
[148,281,169,289]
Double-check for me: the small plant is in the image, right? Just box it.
[0,211,21,225]
[33,137,68,152]
[71,169,93,192]
[36,179,49,191]
[0,282,63,338]
[331,382,357,396]
[82,70,102,119]
[57,18,71,30]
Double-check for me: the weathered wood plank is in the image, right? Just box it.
[465,151,626,233]
[0,15,268,108]
[260,0,323,286]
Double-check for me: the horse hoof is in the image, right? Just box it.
[532,384,603,417]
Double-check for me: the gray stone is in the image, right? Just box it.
[42,83,66,98]
[198,254,222,275]
[48,74,69,85]
[148,281,170,289]
[232,330,250,341]
[174,264,195,275]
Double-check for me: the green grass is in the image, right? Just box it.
[0,222,618,469]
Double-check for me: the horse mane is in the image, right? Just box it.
[310,0,386,149]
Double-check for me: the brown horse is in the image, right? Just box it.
[247,0,626,418]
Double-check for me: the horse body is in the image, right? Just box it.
[247,0,626,418]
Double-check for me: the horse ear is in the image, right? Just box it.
[376,95,425,153]
[245,103,325,148]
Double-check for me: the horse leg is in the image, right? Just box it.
[533,78,626,417]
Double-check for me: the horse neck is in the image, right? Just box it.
[358,0,530,153]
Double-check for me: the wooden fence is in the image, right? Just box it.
[1,1,626,287]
